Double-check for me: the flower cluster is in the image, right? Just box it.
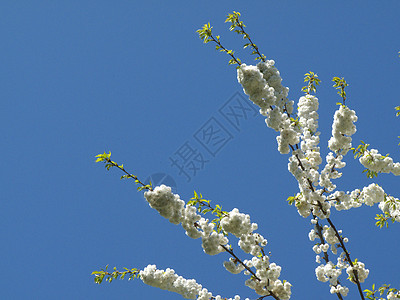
[328,189,362,211]
[220,208,255,238]
[315,262,342,285]
[318,104,358,197]
[140,265,202,299]
[223,258,245,274]
[243,257,291,299]
[220,208,266,256]
[328,105,358,155]
[388,291,400,300]
[319,153,346,193]
[95,12,400,299]
[328,183,385,211]
[346,261,369,283]
[330,284,349,297]
[144,184,185,224]
[310,223,353,295]
[237,57,378,299]
[237,61,297,154]
[316,255,370,296]
[144,185,228,255]
[314,254,370,298]
[379,194,400,223]
[359,148,400,176]
[218,208,291,298]
[297,94,322,170]
[328,183,400,220]
[140,265,249,300]
[144,185,291,298]
[359,183,385,206]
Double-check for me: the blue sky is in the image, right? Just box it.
[2,1,399,299]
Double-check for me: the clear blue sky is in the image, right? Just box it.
[2,1,399,299]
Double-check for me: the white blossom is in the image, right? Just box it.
[223,257,245,274]
[346,261,369,283]
[144,185,185,224]
[139,265,202,299]
[220,208,255,238]
[330,284,349,297]
[328,105,358,155]
[359,148,400,176]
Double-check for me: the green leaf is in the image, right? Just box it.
[395,106,400,117]
[91,271,101,275]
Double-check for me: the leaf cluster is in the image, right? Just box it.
[289,116,301,130]
[188,190,228,234]
[364,283,400,299]
[225,11,266,62]
[287,193,301,206]
[197,11,268,67]
[214,42,241,67]
[137,182,153,192]
[95,151,114,170]
[196,22,241,67]
[95,151,152,191]
[352,141,370,159]
[225,11,243,31]
[362,169,378,179]
[352,141,389,178]
[375,212,396,229]
[332,76,348,104]
[92,265,140,284]
[375,194,400,228]
[301,71,321,94]
[196,23,213,44]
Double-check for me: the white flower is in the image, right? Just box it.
[220,208,254,238]
[223,258,245,274]
[346,261,369,283]
[328,105,357,154]
[139,265,202,299]
[144,185,185,224]
[359,148,400,176]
